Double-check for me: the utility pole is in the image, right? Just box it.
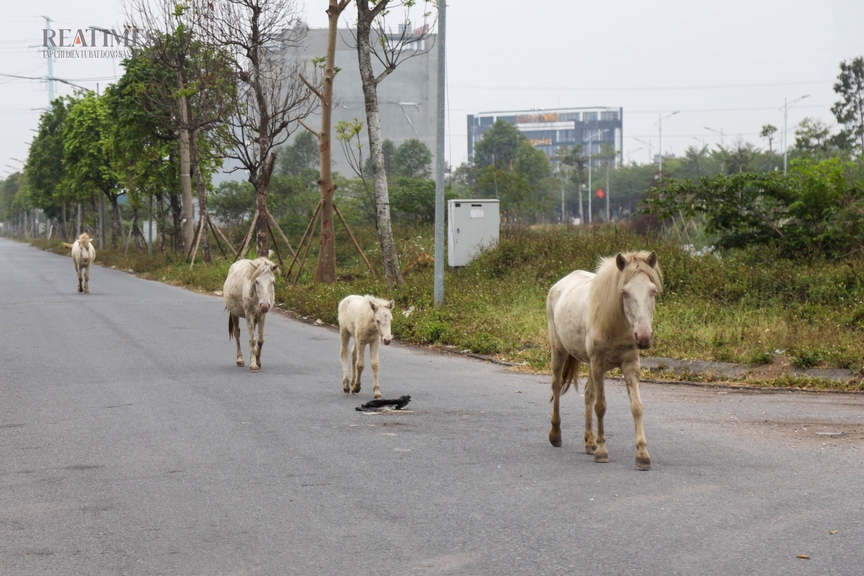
[657,111,679,181]
[433,1,446,307]
[43,16,54,103]
[782,94,810,175]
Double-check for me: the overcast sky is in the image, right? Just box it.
[2,0,863,179]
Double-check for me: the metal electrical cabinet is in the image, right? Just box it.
[447,199,500,267]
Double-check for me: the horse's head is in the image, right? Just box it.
[617,251,661,349]
[250,258,278,314]
[369,298,395,345]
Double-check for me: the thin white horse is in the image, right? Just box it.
[223,257,278,372]
[338,295,394,399]
[547,251,662,470]
[68,233,96,294]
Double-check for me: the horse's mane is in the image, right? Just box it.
[77,233,91,248]
[245,257,277,281]
[589,251,662,337]
[364,294,393,309]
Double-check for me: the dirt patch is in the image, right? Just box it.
[747,356,794,381]
[742,418,864,446]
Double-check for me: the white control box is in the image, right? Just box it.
[447,199,500,267]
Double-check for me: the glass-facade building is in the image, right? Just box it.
[467,107,623,167]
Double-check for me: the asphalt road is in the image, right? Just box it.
[1,237,863,576]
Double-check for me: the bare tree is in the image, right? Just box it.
[354,0,436,287]
[201,0,316,259]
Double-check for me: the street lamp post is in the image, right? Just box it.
[782,94,810,175]
[657,111,679,181]
[586,129,609,224]
[634,138,653,164]
[704,126,725,148]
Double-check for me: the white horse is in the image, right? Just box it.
[223,257,278,372]
[338,295,394,399]
[547,251,662,470]
[68,233,96,294]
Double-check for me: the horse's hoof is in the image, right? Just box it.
[78,287,83,293]
[237,360,245,367]
[549,431,562,447]
[250,366,259,373]
[594,455,609,463]
[636,456,651,470]
[374,393,382,400]
[585,444,597,455]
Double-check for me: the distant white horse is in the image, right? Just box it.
[338,295,394,399]
[547,251,662,470]
[68,233,96,294]
[223,257,278,372]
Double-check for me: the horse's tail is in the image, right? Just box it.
[560,355,580,396]
[63,242,73,250]
[228,313,236,341]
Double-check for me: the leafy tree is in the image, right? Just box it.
[0,172,27,226]
[26,97,72,229]
[389,176,456,224]
[392,138,432,179]
[793,117,836,160]
[278,130,320,177]
[831,56,864,155]
[472,119,526,169]
[724,139,761,174]
[62,92,124,249]
[640,158,864,257]
[209,180,255,229]
[514,140,551,185]
[760,124,778,154]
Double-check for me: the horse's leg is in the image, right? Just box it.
[83,264,90,294]
[231,315,244,366]
[340,329,352,394]
[255,314,266,369]
[583,369,598,455]
[246,316,259,372]
[623,361,651,470]
[351,341,365,394]
[590,361,609,463]
[548,346,567,447]
[76,262,83,293]
[369,339,382,399]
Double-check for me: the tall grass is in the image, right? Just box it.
[30,223,864,383]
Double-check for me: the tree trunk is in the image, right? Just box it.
[176,61,195,255]
[108,193,122,250]
[314,1,346,284]
[357,2,403,287]
[189,129,212,263]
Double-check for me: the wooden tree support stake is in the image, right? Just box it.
[267,224,285,268]
[285,200,321,280]
[205,216,229,259]
[207,215,236,257]
[266,209,297,258]
[234,209,260,262]
[333,202,375,276]
[187,216,206,269]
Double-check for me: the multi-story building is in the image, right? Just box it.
[467,107,623,166]
[284,26,438,175]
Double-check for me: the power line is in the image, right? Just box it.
[451,80,833,92]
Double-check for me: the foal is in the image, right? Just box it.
[70,233,96,294]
